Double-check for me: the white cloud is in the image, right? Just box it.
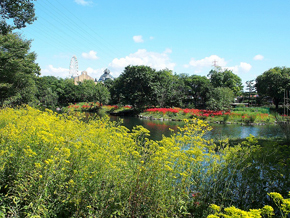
[109,49,176,76]
[187,55,227,68]
[253,54,264,60]
[149,36,154,40]
[81,50,99,60]
[74,0,91,6]
[185,55,252,75]
[41,65,69,78]
[184,55,227,72]
[133,35,144,43]
[225,62,252,74]
[239,62,252,72]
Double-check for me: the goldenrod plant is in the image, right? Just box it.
[0,106,289,217]
[0,106,215,217]
[207,192,290,218]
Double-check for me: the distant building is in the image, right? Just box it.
[73,71,96,85]
[98,69,114,82]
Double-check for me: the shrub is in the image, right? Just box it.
[0,106,215,217]
[0,107,289,217]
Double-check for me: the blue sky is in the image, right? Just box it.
[18,0,290,86]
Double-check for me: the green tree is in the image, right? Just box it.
[95,82,110,106]
[40,88,58,109]
[0,0,37,34]
[116,65,157,110]
[184,75,211,107]
[0,33,40,106]
[208,68,243,96]
[206,87,234,111]
[36,76,61,108]
[77,80,97,102]
[167,73,188,107]
[153,69,176,107]
[256,67,290,109]
[60,78,79,105]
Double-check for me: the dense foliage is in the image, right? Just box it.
[35,76,110,108]
[206,87,235,111]
[208,68,243,96]
[0,33,40,107]
[256,67,290,109]
[0,107,289,217]
[0,0,37,34]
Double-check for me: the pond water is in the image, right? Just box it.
[109,116,284,141]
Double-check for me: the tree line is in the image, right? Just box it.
[1,31,290,111]
[1,0,290,111]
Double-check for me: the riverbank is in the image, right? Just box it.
[137,114,274,125]
[64,103,279,125]
[139,107,277,125]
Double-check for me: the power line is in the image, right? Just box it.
[37,0,121,61]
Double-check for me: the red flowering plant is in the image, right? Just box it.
[143,107,230,120]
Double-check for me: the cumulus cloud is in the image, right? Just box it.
[109,49,176,76]
[184,55,227,72]
[239,62,252,72]
[81,50,99,60]
[41,65,69,78]
[186,55,227,68]
[74,0,91,6]
[253,54,264,60]
[225,62,252,74]
[133,35,144,43]
[185,55,252,75]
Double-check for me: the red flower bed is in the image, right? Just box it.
[145,108,228,117]
[146,108,180,114]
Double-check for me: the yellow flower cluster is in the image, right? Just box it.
[0,106,217,217]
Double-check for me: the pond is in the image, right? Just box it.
[109,116,284,141]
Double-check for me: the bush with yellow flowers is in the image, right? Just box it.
[0,106,289,217]
[207,192,290,218]
[0,106,218,217]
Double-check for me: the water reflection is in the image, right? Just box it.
[110,116,283,141]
